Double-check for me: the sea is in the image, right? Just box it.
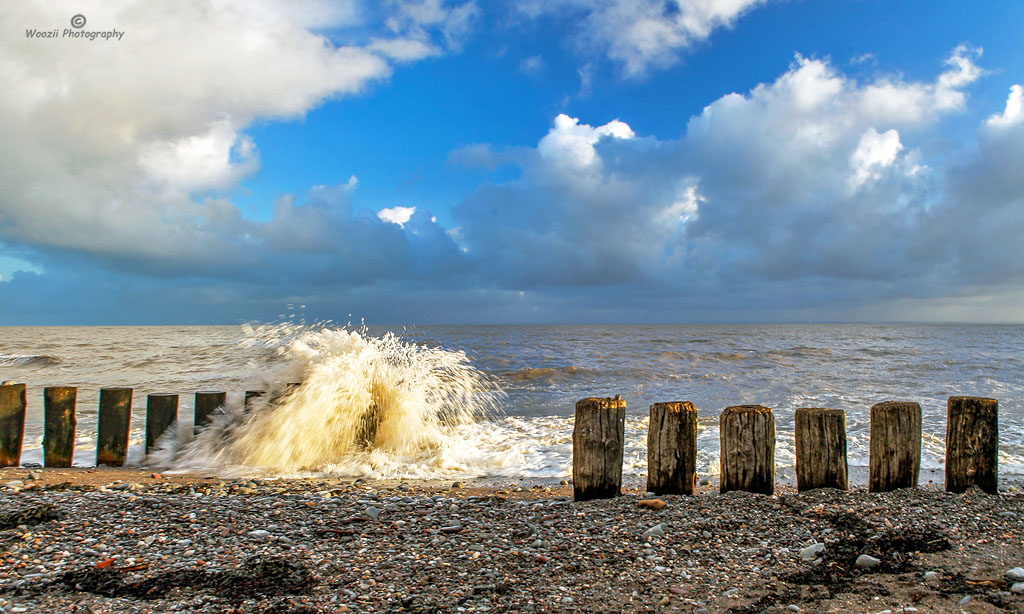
[1,323,1022,484]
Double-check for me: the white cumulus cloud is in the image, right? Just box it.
[0,0,465,272]
[537,114,635,170]
[378,206,417,227]
[849,128,903,189]
[516,0,764,77]
[986,84,1024,129]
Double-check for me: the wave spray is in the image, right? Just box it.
[169,325,503,477]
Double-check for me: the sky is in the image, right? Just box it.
[1,0,1023,325]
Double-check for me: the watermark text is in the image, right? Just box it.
[25,15,124,42]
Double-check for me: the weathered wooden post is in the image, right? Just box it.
[43,386,77,467]
[0,383,27,467]
[795,407,848,491]
[720,405,775,495]
[647,401,698,495]
[869,401,921,492]
[573,396,626,501]
[194,391,226,435]
[96,387,133,467]
[244,390,266,410]
[945,396,998,494]
[145,393,178,455]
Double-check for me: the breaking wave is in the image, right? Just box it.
[164,324,505,477]
[0,353,61,366]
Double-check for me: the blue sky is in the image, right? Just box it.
[1,0,1023,324]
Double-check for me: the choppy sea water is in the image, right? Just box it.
[1,324,1022,482]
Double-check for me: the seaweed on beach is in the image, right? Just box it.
[926,571,1018,610]
[57,555,314,601]
[727,585,802,614]
[0,503,62,530]
[783,511,951,593]
[259,599,323,614]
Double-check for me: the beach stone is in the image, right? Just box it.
[923,571,939,580]
[365,506,380,520]
[637,499,667,510]
[800,543,825,561]
[959,596,971,605]
[248,530,270,539]
[855,554,881,569]
[722,588,739,598]
[1005,567,1024,581]
[1011,583,1024,594]
[643,523,666,538]
[699,478,711,486]
[788,606,800,613]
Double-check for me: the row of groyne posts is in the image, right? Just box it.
[573,396,1000,501]
[0,383,280,468]
[0,383,1001,500]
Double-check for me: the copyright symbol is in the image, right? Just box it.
[71,14,86,28]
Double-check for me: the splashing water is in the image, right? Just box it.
[167,324,503,476]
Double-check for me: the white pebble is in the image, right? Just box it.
[642,523,666,538]
[1005,567,1024,582]
[800,543,824,561]
[855,554,881,569]
[1011,582,1024,594]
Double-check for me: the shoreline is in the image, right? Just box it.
[2,468,1023,613]
[4,464,1022,491]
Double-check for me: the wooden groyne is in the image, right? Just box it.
[574,394,1000,501]
[0,383,1003,500]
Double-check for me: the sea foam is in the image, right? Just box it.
[163,325,504,477]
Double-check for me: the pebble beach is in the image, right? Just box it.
[1,468,1023,614]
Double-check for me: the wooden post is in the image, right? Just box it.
[244,390,266,410]
[96,387,132,467]
[869,401,921,492]
[43,387,77,468]
[945,396,998,494]
[573,396,626,501]
[145,393,178,455]
[795,407,848,491]
[194,391,226,435]
[647,401,698,495]
[0,383,26,467]
[720,405,775,495]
